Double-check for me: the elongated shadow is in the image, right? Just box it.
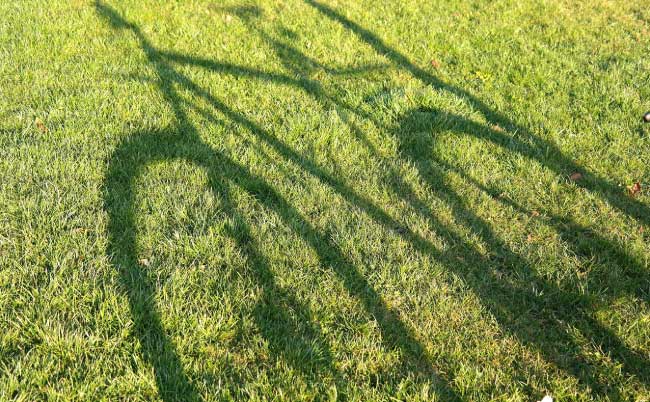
[97,2,462,400]
[98,0,648,398]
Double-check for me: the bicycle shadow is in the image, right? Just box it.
[97,0,649,399]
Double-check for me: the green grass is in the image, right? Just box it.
[1,0,650,400]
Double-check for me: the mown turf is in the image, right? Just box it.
[1,0,649,400]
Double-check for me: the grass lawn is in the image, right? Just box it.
[1,0,650,400]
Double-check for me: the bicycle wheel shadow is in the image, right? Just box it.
[97,0,649,399]
[387,107,650,398]
[105,129,342,400]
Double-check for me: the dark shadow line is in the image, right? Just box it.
[104,129,202,401]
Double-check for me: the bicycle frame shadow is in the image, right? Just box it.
[97,0,649,399]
